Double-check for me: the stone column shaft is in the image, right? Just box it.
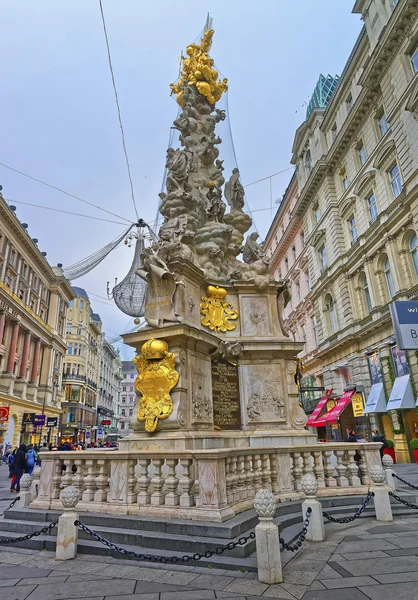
[0,312,5,344]
[30,338,42,383]
[6,321,20,373]
[19,331,32,379]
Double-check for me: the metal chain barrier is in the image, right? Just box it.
[0,496,20,517]
[389,491,418,510]
[279,506,312,553]
[323,491,374,524]
[75,520,255,563]
[392,473,418,491]
[0,521,57,545]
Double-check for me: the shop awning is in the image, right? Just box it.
[364,382,387,414]
[306,396,329,427]
[321,388,356,425]
[387,375,415,410]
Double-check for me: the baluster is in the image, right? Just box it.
[243,454,253,499]
[323,450,337,487]
[313,451,326,488]
[51,459,62,499]
[225,457,234,505]
[335,450,349,487]
[229,455,239,503]
[252,454,262,491]
[61,458,73,489]
[270,453,279,494]
[82,459,96,502]
[302,451,314,476]
[358,449,371,486]
[127,459,138,504]
[72,458,84,496]
[237,455,246,500]
[151,459,165,505]
[345,450,361,486]
[94,459,109,502]
[292,452,303,491]
[261,454,271,490]
[137,458,151,505]
[179,458,194,507]
[165,458,180,506]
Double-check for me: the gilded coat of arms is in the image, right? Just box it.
[133,338,179,433]
[200,285,238,333]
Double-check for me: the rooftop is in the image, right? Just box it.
[306,74,339,119]
[72,287,90,300]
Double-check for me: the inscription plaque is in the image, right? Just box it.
[211,359,241,430]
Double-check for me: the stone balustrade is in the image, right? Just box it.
[31,442,382,522]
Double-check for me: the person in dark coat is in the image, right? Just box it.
[10,444,27,492]
[372,429,387,458]
[346,430,357,442]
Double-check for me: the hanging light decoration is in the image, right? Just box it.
[107,219,156,322]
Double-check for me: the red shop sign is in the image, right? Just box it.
[0,407,10,423]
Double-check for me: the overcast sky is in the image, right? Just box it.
[0,1,362,359]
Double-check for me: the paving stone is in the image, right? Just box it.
[359,582,418,600]
[64,574,116,582]
[316,565,343,580]
[309,581,326,590]
[17,576,69,586]
[0,586,37,600]
[128,567,169,582]
[0,566,52,579]
[327,561,356,578]
[222,579,269,596]
[321,576,378,589]
[0,580,20,587]
[156,571,201,585]
[193,567,229,576]
[106,595,159,600]
[384,548,418,557]
[333,555,418,576]
[342,536,362,541]
[263,582,308,599]
[384,536,418,549]
[365,525,414,534]
[280,569,320,586]
[301,590,370,600]
[134,582,195,594]
[188,575,235,590]
[160,591,215,600]
[341,551,391,561]
[215,592,247,598]
[373,571,418,584]
[24,578,136,599]
[335,540,399,554]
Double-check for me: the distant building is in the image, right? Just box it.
[119,360,136,436]
[97,336,123,441]
[61,287,102,445]
[0,193,74,448]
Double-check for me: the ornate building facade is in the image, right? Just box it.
[118,360,136,437]
[0,194,74,448]
[97,336,123,441]
[61,287,102,444]
[266,0,418,462]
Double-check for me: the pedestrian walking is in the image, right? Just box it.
[372,429,388,458]
[10,444,27,492]
[26,444,37,474]
[346,429,357,442]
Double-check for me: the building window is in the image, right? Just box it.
[349,215,358,243]
[346,93,353,113]
[122,386,126,392]
[410,233,418,277]
[296,282,301,302]
[121,409,126,417]
[77,324,82,335]
[367,192,378,223]
[301,232,305,247]
[389,163,402,198]
[331,122,337,141]
[284,257,289,272]
[411,44,418,73]
[359,144,367,166]
[130,386,134,392]
[319,246,327,271]
[306,271,311,292]
[129,395,134,403]
[122,396,126,403]
[66,323,72,335]
[301,324,307,352]
[384,257,395,298]
[129,409,133,417]
[312,315,318,346]
[363,274,373,313]
[341,169,349,191]
[130,373,135,379]
[327,297,338,333]
[304,149,312,173]
[377,110,389,136]
[68,344,73,355]
[314,204,321,223]
[79,299,84,309]
[121,422,125,430]
[292,246,296,262]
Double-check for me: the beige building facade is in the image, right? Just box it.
[0,194,74,448]
[266,0,418,462]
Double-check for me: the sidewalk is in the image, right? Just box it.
[1,463,418,599]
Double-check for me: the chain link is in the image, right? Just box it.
[392,473,418,491]
[75,520,255,563]
[389,491,418,510]
[279,507,312,552]
[323,491,374,524]
[0,496,20,517]
[0,521,57,545]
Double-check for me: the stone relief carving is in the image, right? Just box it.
[241,297,270,336]
[210,340,243,362]
[245,365,286,423]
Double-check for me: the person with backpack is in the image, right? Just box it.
[10,444,27,492]
[26,444,37,474]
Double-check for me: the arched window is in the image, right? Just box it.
[326,295,338,334]
[410,233,418,278]
[363,274,372,313]
[384,258,395,298]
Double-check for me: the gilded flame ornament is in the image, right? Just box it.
[133,338,179,433]
[170,24,228,106]
[200,285,238,333]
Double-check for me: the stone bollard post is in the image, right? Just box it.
[56,485,81,561]
[31,466,42,502]
[254,489,283,584]
[301,473,325,542]
[382,455,397,491]
[15,474,33,508]
[370,465,393,522]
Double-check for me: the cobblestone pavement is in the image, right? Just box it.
[1,461,418,599]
